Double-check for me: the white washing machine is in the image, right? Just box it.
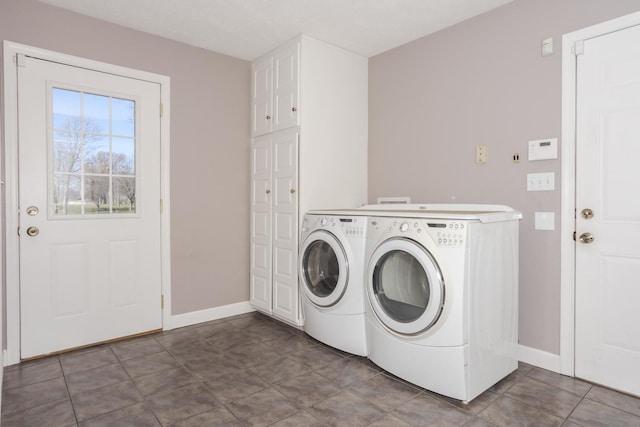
[363,205,521,402]
[299,212,368,356]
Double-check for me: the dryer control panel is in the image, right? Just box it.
[302,215,366,238]
[388,219,469,247]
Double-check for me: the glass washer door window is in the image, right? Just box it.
[368,238,444,335]
[299,230,348,308]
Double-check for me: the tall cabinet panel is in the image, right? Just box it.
[250,35,368,326]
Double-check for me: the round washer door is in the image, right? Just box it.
[299,230,349,307]
[367,237,444,335]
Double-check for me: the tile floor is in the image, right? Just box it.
[2,311,640,426]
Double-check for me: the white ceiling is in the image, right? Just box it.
[37,0,513,61]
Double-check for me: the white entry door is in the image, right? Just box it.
[18,55,162,358]
[575,24,640,396]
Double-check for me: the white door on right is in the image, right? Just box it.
[575,23,640,397]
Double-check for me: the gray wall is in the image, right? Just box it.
[0,0,251,316]
[368,0,640,354]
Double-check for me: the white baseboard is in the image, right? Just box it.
[168,301,255,330]
[518,344,562,374]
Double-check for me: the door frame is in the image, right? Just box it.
[560,11,640,376]
[2,41,172,366]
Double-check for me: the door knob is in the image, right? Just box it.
[265,189,271,194]
[290,188,296,193]
[266,115,271,120]
[26,226,39,237]
[581,208,594,220]
[578,232,594,244]
[26,206,39,216]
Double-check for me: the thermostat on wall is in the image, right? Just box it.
[528,138,558,161]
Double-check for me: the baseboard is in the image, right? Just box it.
[518,344,562,374]
[169,301,255,330]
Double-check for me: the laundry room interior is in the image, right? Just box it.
[1,0,640,425]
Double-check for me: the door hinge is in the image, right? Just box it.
[574,40,585,56]
[160,103,163,117]
[161,295,165,309]
[573,231,576,241]
[160,198,164,214]
[17,227,21,236]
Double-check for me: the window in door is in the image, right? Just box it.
[51,87,137,216]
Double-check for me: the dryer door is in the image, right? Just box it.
[299,230,348,307]
[367,237,444,335]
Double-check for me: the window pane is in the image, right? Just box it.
[84,176,110,214]
[53,131,82,173]
[112,98,135,137]
[52,88,81,130]
[112,138,135,175]
[53,174,81,215]
[84,93,110,133]
[113,177,136,213]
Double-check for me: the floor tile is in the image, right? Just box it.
[307,389,385,427]
[1,377,69,415]
[286,344,345,370]
[1,398,75,427]
[526,367,592,397]
[315,357,379,388]
[172,406,243,426]
[273,371,341,408]
[66,363,130,395]
[226,387,299,427]
[586,385,640,417]
[121,351,180,378]
[248,355,310,384]
[203,369,269,403]
[78,402,159,426]
[478,395,564,427]
[145,382,221,425]
[2,358,63,390]
[505,376,582,418]
[60,348,119,376]
[367,413,414,427]
[154,328,204,349]
[132,366,197,396]
[437,388,500,415]
[349,373,422,412]
[71,380,144,422]
[110,335,164,361]
[567,398,640,427]
[392,393,473,426]
[270,410,326,426]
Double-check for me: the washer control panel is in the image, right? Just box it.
[303,215,366,237]
[387,220,468,247]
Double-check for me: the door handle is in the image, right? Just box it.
[578,232,594,244]
[26,226,39,237]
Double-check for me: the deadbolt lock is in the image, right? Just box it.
[581,208,594,220]
[26,206,39,216]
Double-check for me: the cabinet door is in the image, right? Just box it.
[273,42,300,132]
[271,129,299,322]
[252,56,273,136]
[250,136,273,313]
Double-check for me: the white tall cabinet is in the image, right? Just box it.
[250,35,368,326]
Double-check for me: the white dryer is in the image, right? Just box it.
[299,212,368,356]
[364,205,521,402]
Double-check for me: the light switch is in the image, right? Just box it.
[527,172,555,191]
[535,212,555,230]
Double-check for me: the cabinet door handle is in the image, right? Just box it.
[266,115,271,120]
[291,107,297,112]
[266,189,271,194]
[290,188,296,194]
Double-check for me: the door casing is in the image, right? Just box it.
[560,11,640,376]
[2,41,172,366]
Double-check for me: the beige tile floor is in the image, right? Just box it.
[2,312,640,426]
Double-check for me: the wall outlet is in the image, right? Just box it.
[476,146,487,163]
[527,172,555,191]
